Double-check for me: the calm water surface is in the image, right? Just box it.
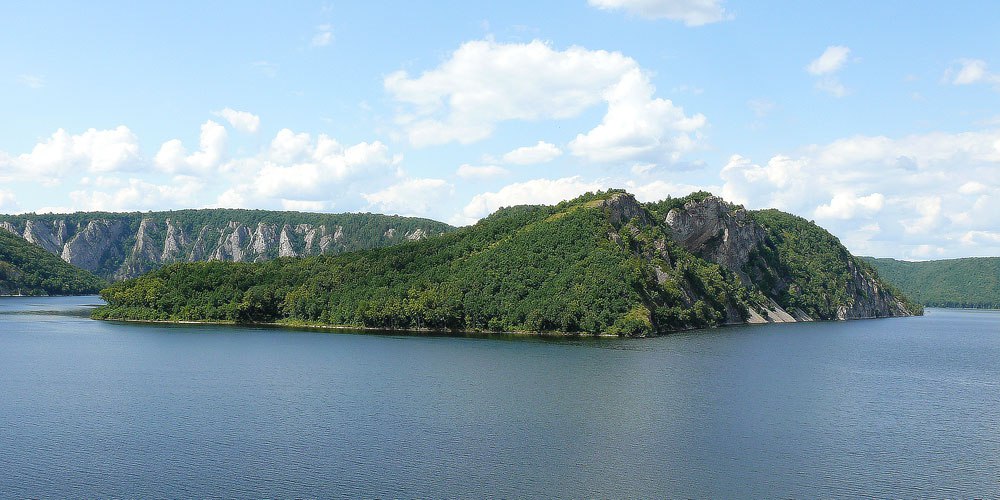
[1,296,998,497]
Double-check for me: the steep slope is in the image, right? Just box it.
[864,257,1000,308]
[0,230,107,296]
[661,195,920,321]
[94,190,917,336]
[0,209,453,280]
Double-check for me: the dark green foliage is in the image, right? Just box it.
[864,257,1000,309]
[94,191,747,335]
[0,231,107,295]
[645,191,715,219]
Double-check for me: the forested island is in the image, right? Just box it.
[93,190,920,336]
[865,257,1000,309]
[0,229,107,296]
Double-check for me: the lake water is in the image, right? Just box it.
[1,296,998,497]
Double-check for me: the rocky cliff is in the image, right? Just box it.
[662,195,915,322]
[0,209,453,280]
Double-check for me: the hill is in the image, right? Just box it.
[864,257,1000,308]
[0,230,107,296]
[93,191,919,336]
[0,209,453,280]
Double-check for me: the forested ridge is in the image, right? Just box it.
[0,230,107,295]
[94,190,917,336]
[864,257,1000,309]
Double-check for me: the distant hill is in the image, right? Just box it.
[0,209,453,280]
[864,257,1000,308]
[0,230,107,296]
[94,191,918,336]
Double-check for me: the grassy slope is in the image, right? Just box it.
[864,257,1000,308]
[0,230,107,295]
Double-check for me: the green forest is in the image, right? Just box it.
[865,257,1000,308]
[0,230,107,295]
[94,190,917,335]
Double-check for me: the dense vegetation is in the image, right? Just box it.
[94,191,756,335]
[94,190,916,335]
[751,210,922,317]
[1,209,454,280]
[0,231,107,295]
[864,257,1000,309]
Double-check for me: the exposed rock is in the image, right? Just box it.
[601,192,653,229]
[384,228,396,238]
[116,218,161,280]
[406,228,426,241]
[249,222,278,262]
[0,221,19,236]
[188,226,211,262]
[278,225,297,257]
[161,219,188,263]
[211,222,251,262]
[61,220,127,272]
[23,220,62,254]
[665,196,766,285]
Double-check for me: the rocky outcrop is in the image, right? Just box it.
[0,210,452,280]
[61,220,127,273]
[664,195,913,322]
[666,196,766,285]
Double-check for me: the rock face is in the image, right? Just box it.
[664,196,913,322]
[0,210,451,280]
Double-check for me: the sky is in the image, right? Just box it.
[1,0,999,260]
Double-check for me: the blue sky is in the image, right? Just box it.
[2,0,999,259]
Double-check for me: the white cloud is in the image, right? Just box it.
[363,178,452,215]
[569,68,706,163]
[216,129,401,211]
[806,46,851,97]
[456,164,509,179]
[154,120,228,174]
[0,190,18,212]
[455,176,605,225]
[946,59,1000,87]
[69,176,204,212]
[806,46,850,75]
[502,141,563,165]
[588,0,731,26]
[17,74,44,89]
[213,108,260,133]
[1,126,141,179]
[720,129,1000,258]
[385,39,705,165]
[311,24,333,47]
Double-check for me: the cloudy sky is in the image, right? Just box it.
[2,0,999,259]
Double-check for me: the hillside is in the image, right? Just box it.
[0,209,453,280]
[93,191,919,336]
[864,257,1000,308]
[0,230,107,296]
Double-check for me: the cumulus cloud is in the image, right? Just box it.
[945,59,1000,87]
[806,46,851,97]
[363,178,452,215]
[69,176,204,212]
[588,0,731,26]
[0,126,141,179]
[215,129,401,210]
[385,39,705,165]
[456,164,509,179]
[720,129,1000,258]
[213,108,260,133]
[568,68,705,163]
[455,176,605,225]
[502,141,563,165]
[154,120,228,174]
[311,24,333,47]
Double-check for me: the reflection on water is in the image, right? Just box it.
[1,296,998,497]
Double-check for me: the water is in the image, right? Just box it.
[1,296,998,497]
